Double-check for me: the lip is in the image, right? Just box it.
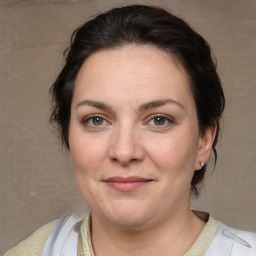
[103,176,152,192]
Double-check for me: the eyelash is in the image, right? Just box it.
[82,114,110,127]
[147,114,174,127]
[81,114,174,128]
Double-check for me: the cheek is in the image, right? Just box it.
[147,136,196,166]
[69,132,105,206]
[70,141,101,176]
[69,125,108,175]
[145,132,199,187]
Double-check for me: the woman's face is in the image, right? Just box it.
[69,45,212,228]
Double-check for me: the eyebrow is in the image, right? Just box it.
[76,100,113,111]
[76,99,184,111]
[138,99,184,111]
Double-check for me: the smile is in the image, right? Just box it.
[103,176,153,192]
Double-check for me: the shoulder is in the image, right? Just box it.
[4,213,85,256]
[206,223,256,256]
[223,224,256,247]
[3,220,57,256]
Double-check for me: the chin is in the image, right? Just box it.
[101,200,154,228]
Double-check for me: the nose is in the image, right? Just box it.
[109,123,145,166]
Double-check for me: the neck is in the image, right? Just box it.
[90,207,205,256]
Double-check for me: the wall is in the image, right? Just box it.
[1,0,255,254]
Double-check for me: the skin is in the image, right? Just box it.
[69,45,216,255]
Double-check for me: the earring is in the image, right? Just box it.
[200,161,205,167]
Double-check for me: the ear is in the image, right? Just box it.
[195,122,217,170]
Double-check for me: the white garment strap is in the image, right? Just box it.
[205,224,256,256]
[42,214,82,256]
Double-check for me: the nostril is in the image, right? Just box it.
[109,129,145,165]
[110,153,144,167]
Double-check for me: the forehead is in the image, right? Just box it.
[73,45,193,107]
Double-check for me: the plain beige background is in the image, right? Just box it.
[1,0,255,254]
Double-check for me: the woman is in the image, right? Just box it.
[4,4,256,256]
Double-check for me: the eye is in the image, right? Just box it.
[153,116,167,126]
[91,116,104,126]
[148,114,173,127]
[82,115,109,127]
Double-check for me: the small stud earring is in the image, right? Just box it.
[200,161,205,167]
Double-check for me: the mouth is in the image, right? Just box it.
[103,176,153,192]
